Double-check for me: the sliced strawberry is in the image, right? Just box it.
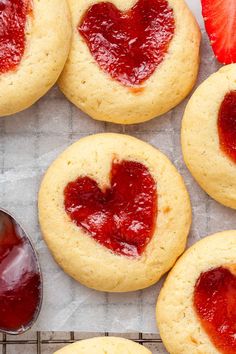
[201,0,236,64]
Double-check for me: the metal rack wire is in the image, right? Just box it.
[0,332,163,353]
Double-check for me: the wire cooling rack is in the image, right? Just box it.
[0,332,165,353]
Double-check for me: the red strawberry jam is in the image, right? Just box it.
[0,211,41,333]
[0,0,31,74]
[218,91,236,163]
[64,160,157,257]
[194,266,236,354]
[79,0,175,86]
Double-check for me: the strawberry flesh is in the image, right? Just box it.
[201,0,236,64]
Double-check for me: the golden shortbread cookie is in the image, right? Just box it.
[0,0,71,117]
[182,64,236,209]
[59,0,200,124]
[38,133,191,292]
[156,230,236,354]
[54,337,152,354]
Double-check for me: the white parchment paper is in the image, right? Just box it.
[0,0,235,333]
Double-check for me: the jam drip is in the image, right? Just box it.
[0,211,41,332]
[194,266,236,354]
[218,91,236,163]
[64,160,157,257]
[0,0,30,74]
[79,0,175,86]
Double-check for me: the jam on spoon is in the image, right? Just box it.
[64,160,157,257]
[0,209,42,334]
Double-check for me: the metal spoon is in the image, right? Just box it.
[0,208,43,335]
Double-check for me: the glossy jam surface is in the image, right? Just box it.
[64,160,157,257]
[0,0,30,74]
[218,91,236,163]
[79,0,175,86]
[194,266,236,354]
[0,211,41,332]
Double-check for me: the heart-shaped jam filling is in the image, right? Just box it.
[79,0,175,86]
[194,266,236,354]
[64,160,157,257]
[218,91,236,163]
[0,211,41,333]
[0,0,31,74]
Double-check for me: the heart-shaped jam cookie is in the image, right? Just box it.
[79,0,175,86]
[64,160,157,257]
[218,91,236,163]
[0,0,30,74]
[194,266,236,354]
